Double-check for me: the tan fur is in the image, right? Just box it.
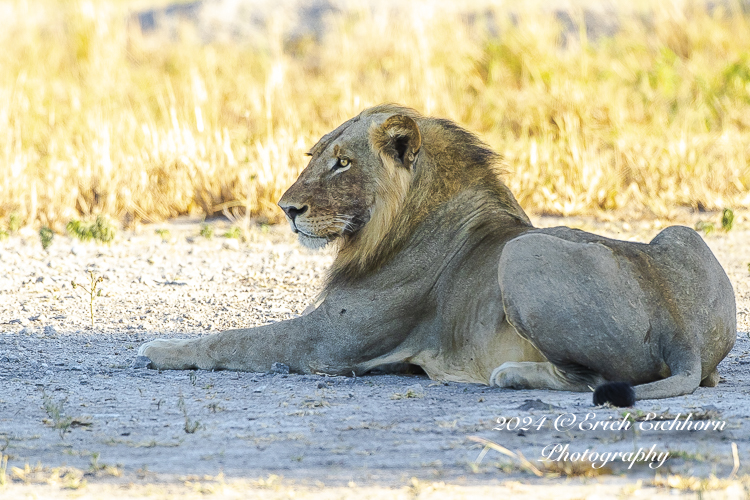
[332,137,413,281]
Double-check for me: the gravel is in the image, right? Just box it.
[0,216,748,491]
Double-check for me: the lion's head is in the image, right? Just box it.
[278,105,420,249]
[278,104,530,285]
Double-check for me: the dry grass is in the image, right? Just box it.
[2,0,750,231]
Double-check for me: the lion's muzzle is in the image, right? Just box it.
[279,202,308,233]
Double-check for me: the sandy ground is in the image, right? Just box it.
[0,216,748,499]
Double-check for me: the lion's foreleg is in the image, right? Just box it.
[138,313,347,373]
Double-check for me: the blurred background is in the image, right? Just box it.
[2,0,750,234]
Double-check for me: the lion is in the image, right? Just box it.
[139,104,736,405]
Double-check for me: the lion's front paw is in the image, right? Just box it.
[136,338,198,370]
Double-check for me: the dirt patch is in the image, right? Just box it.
[1,217,749,498]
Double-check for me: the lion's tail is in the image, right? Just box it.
[593,382,636,407]
[593,357,705,406]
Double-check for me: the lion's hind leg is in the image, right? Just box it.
[700,368,720,387]
[491,361,605,392]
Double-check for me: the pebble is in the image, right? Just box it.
[222,239,240,251]
[131,356,152,369]
[270,362,290,374]
[139,277,156,287]
[404,383,425,397]
[253,385,267,393]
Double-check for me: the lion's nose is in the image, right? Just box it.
[279,203,308,223]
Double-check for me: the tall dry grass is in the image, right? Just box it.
[1,0,749,231]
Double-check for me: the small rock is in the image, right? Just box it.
[131,356,152,369]
[222,239,240,251]
[70,365,84,371]
[317,381,327,389]
[44,370,53,375]
[516,399,563,411]
[270,362,289,374]
[29,314,46,322]
[253,385,267,393]
[139,276,156,287]
[404,383,425,397]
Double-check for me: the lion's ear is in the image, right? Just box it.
[372,115,422,170]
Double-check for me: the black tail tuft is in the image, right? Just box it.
[593,382,636,407]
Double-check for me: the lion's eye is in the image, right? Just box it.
[332,157,351,172]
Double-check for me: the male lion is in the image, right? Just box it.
[139,104,736,405]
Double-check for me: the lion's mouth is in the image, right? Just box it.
[297,232,330,250]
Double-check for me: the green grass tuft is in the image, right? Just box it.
[39,227,54,250]
[199,223,214,239]
[66,215,116,243]
[223,226,242,239]
[721,208,734,231]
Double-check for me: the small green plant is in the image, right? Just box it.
[66,215,116,243]
[694,220,714,235]
[390,389,424,400]
[8,212,20,233]
[199,223,213,239]
[223,226,242,239]
[89,452,101,472]
[155,228,170,242]
[88,452,121,477]
[39,227,54,250]
[177,395,201,434]
[721,208,734,232]
[71,271,105,329]
[42,392,73,440]
[0,229,7,241]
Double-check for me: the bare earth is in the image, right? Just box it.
[0,216,748,499]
